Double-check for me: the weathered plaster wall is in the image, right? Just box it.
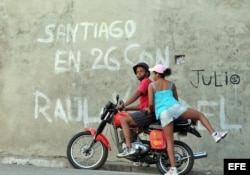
[0,0,249,172]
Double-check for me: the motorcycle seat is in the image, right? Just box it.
[174,118,189,126]
[148,121,162,129]
[148,118,189,130]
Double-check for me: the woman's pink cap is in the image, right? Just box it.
[148,64,166,73]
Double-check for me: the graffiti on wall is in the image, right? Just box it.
[33,87,132,126]
[34,19,170,124]
[190,70,240,88]
[37,20,170,73]
[33,19,169,125]
[37,20,137,43]
[51,44,170,73]
[34,19,242,131]
[197,95,242,130]
[33,90,242,130]
[33,91,90,124]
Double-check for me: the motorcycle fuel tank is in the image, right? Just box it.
[113,111,128,126]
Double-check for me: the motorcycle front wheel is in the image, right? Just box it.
[156,140,194,175]
[66,131,108,169]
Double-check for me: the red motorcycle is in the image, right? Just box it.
[66,96,207,175]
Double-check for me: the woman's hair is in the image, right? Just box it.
[159,68,171,78]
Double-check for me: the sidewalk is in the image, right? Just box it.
[0,155,223,175]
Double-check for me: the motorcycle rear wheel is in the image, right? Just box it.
[156,140,194,175]
[66,131,108,169]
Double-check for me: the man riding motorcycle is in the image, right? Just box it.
[116,62,156,157]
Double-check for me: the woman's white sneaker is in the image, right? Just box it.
[213,131,228,143]
[164,167,178,175]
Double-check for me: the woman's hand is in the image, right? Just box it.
[145,107,151,114]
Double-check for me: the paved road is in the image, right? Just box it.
[0,164,158,175]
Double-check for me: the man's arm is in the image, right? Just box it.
[124,104,140,111]
[147,84,154,113]
[123,90,141,111]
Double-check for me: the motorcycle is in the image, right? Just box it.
[66,95,207,175]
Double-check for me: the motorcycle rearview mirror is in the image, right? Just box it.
[116,95,119,104]
[119,100,124,106]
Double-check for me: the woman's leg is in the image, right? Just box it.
[180,108,228,143]
[162,122,176,167]
[180,108,215,134]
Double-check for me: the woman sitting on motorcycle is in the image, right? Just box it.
[147,64,228,175]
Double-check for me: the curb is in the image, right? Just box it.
[101,161,223,175]
[0,155,223,175]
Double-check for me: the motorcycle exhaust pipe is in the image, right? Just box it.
[193,151,207,159]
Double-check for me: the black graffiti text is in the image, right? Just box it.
[190,70,240,88]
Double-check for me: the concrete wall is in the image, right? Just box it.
[0,0,249,172]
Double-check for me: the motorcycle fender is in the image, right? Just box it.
[85,128,111,151]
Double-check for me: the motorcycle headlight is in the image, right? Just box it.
[100,101,114,120]
[100,107,104,115]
